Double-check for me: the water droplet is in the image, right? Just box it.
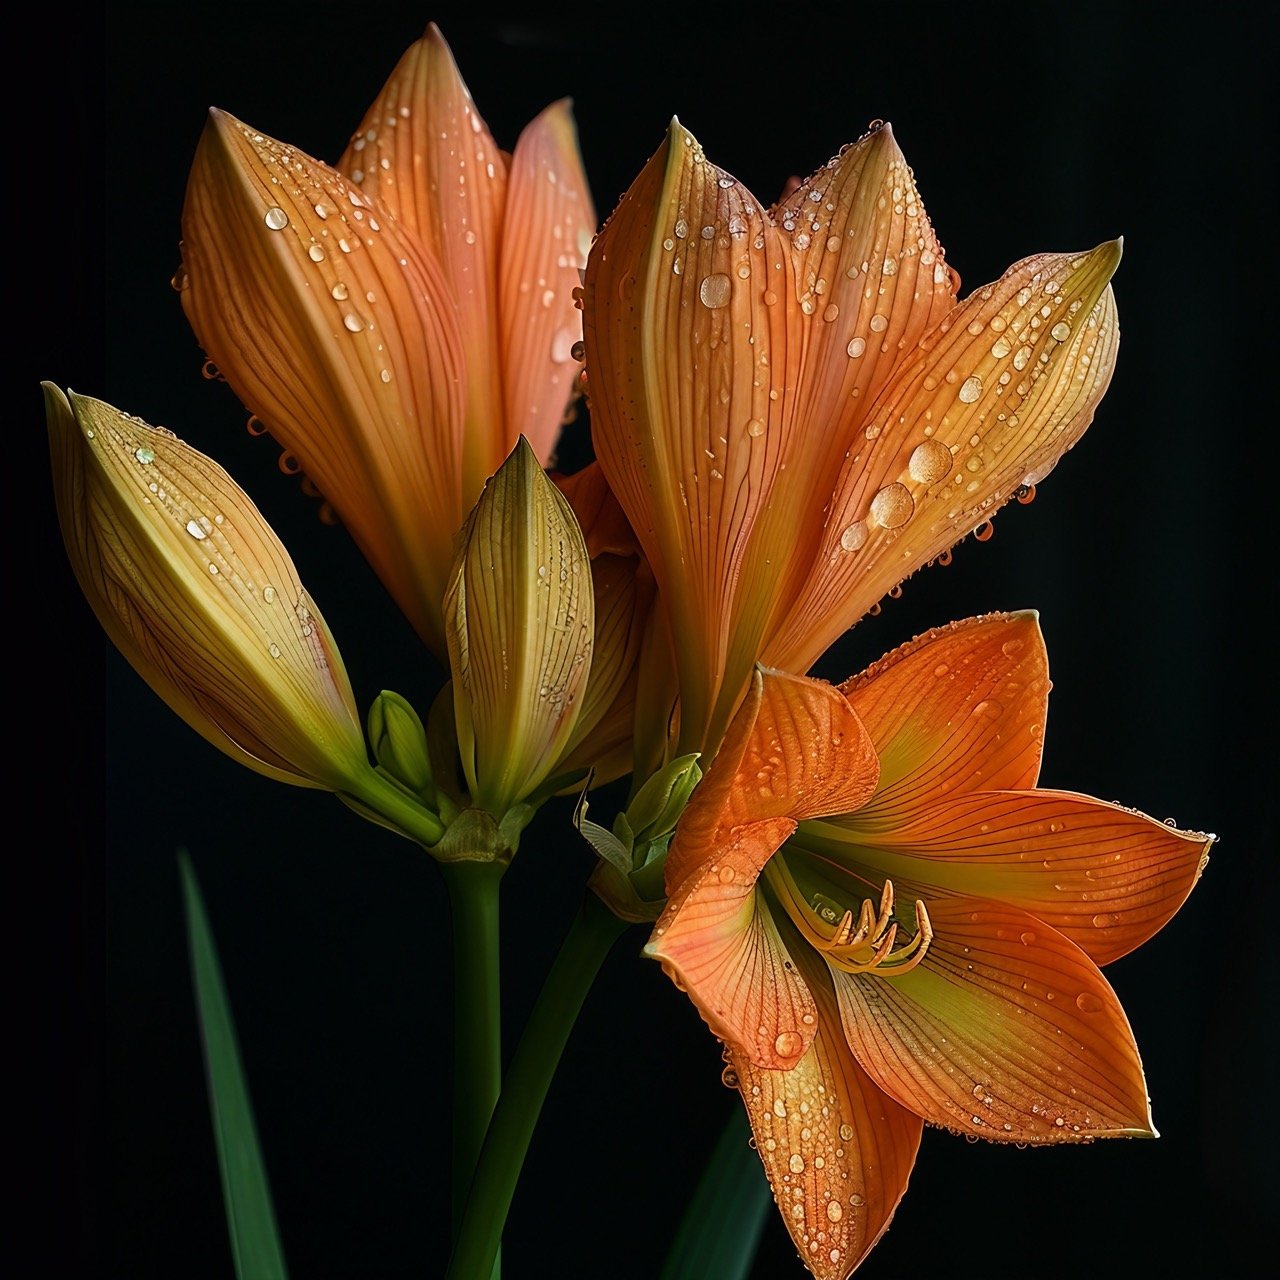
[264,206,289,230]
[718,865,736,884]
[1075,991,1104,1013]
[774,1031,803,1058]
[330,283,350,301]
[263,586,276,604]
[823,303,840,322]
[1091,912,1119,929]
[307,244,325,262]
[839,520,868,552]
[869,313,888,333]
[343,313,365,333]
[134,445,155,465]
[846,336,866,358]
[789,1154,805,1173]
[773,1098,787,1119]
[541,289,556,308]
[1051,320,1072,341]
[838,1123,854,1141]
[269,643,281,658]
[958,375,983,404]
[870,482,913,528]
[991,335,1012,359]
[674,218,688,239]
[746,418,765,438]
[908,439,951,484]
[974,520,995,542]
[699,273,732,308]
[826,1201,843,1222]
[185,519,208,540]
[1020,930,1036,945]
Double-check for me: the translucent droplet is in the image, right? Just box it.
[343,313,364,332]
[991,335,1012,358]
[307,244,325,262]
[870,482,913,528]
[746,418,765,438]
[846,336,866,358]
[1076,991,1103,1013]
[838,1123,854,1141]
[826,1202,843,1222]
[908,439,951,484]
[674,218,688,239]
[788,1154,805,1173]
[974,520,995,542]
[268,643,282,658]
[869,313,888,333]
[699,273,732,308]
[331,283,349,301]
[958,375,983,404]
[839,520,867,552]
[774,1030,803,1058]
[185,519,208,540]
[264,206,289,230]
[134,445,155,465]
[1051,321,1072,341]
[263,586,276,604]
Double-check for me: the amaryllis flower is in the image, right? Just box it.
[179,24,595,657]
[584,120,1120,760]
[645,612,1211,1279]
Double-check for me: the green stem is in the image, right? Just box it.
[441,859,505,1263]
[445,891,630,1280]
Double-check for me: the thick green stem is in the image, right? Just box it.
[445,891,629,1280]
[441,859,505,1262]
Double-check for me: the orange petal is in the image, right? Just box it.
[46,386,367,790]
[553,460,643,560]
[767,243,1121,671]
[338,24,508,495]
[843,612,1050,815]
[500,100,596,466]
[802,789,1211,965]
[828,897,1154,1142]
[586,121,799,752]
[730,962,922,1280]
[645,817,818,1069]
[180,109,465,656]
[666,669,879,891]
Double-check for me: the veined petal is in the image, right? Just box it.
[445,439,593,816]
[665,669,879,891]
[47,387,367,790]
[553,460,642,560]
[738,126,956,688]
[801,790,1212,965]
[646,817,817,1069]
[768,243,1121,671]
[500,100,596,467]
[338,24,507,495]
[828,897,1154,1142]
[729,946,922,1280]
[586,121,798,753]
[181,109,465,655]
[842,612,1050,817]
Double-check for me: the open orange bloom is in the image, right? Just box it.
[646,613,1211,1279]
[180,25,595,656]
[585,121,1120,760]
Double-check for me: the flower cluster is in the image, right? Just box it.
[46,23,1210,1280]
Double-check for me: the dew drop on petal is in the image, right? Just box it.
[839,520,867,552]
[846,336,866,358]
[958,375,983,403]
[774,1031,803,1058]
[908,439,952,484]
[699,273,732,308]
[870,482,913,528]
[264,207,288,230]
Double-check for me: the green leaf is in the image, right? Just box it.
[659,1105,771,1280]
[180,852,289,1280]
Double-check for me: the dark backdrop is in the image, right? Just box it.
[27,3,1270,1277]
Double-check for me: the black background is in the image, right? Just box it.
[27,3,1271,1277]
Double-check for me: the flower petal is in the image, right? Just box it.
[843,612,1050,815]
[445,439,593,816]
[645,816,817,1069]
[768,242,1121,671]
[802,789,1212,965]
[47,386,367,790]
[666,669,880,891]
[500,99,596,466]
[828,897,1154,1142]
[181,109,465,655]
[586,121,798,752]
[337,24,508,495]
[729,960,922,1280]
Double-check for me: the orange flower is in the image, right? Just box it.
[179,25,595,656]
[584,121,1120,760]
[645,613,1211,1279]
